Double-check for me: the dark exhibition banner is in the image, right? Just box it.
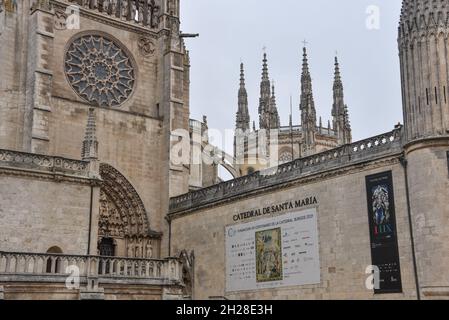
[365,171,403,294]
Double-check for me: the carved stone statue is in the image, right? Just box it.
[127,238,134,257]
[145,240,153,258]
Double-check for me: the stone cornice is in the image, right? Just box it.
[403,135,449,154]
[0,149,100,185]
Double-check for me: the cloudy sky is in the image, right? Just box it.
[181,0,404,153]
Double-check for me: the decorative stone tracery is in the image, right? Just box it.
[98,163,160,258]
[65,34,135,107]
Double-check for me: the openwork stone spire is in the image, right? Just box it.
[259,52,272,130]
[82,107,98,161]
[332,56,351,145]
[236,63,250,131]
[300,47,317,152]
[398,0,449,141]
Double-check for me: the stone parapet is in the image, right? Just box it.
[169,127,403,214]
[0,149,91,179]
[0,250,183,287]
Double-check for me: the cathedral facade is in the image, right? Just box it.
[1,0,449,300]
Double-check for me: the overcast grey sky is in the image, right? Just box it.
[181,0,403,151]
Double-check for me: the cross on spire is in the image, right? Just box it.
[302,39,309,48]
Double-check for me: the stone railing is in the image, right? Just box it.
[0,149,89,177]
[56,0,162,30]
[169,127,404,214]
[0,251,182,284]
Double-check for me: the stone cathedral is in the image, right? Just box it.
[0,0,449,300]
[234,50,352,176]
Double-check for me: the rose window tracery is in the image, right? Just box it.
[65,34,135,107]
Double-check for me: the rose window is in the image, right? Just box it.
[65,34,135,107]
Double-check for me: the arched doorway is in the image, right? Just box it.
[98,164,161,258]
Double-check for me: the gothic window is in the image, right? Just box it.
[65,34,135,107]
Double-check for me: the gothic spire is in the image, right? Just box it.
[82,108,98,161]
[300,47,317,152]
[236,63,250,131]
[259,52,272,130]
[332,56,351,145]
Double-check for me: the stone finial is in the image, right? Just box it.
[82,108,98,161]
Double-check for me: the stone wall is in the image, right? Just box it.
[170,158,418,299]
[0,150,97,255]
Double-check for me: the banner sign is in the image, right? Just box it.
[225,208,320,292]
[365,171,403,294]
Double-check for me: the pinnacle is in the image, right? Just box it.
[240,63,246,88]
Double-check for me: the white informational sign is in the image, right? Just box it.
[225,208,320,292]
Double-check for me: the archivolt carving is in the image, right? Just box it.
[99,164,158,258]
[99,163,149,237]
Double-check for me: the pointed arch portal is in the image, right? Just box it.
[98,163,161,258]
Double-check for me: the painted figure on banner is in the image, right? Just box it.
[371,185,393,237]
[256,228,283,282]
[372,185,390,226]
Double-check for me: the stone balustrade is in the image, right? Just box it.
[0,251,182,284]
[0,149,89,177]
[58,0,162,30]
[169,127,404,214]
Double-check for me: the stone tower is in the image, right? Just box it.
[399,0,449,141]
[332,56,352,145]
[300,47,317,155]
[399,0,449,298]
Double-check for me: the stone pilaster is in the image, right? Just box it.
[24,4,55,154]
